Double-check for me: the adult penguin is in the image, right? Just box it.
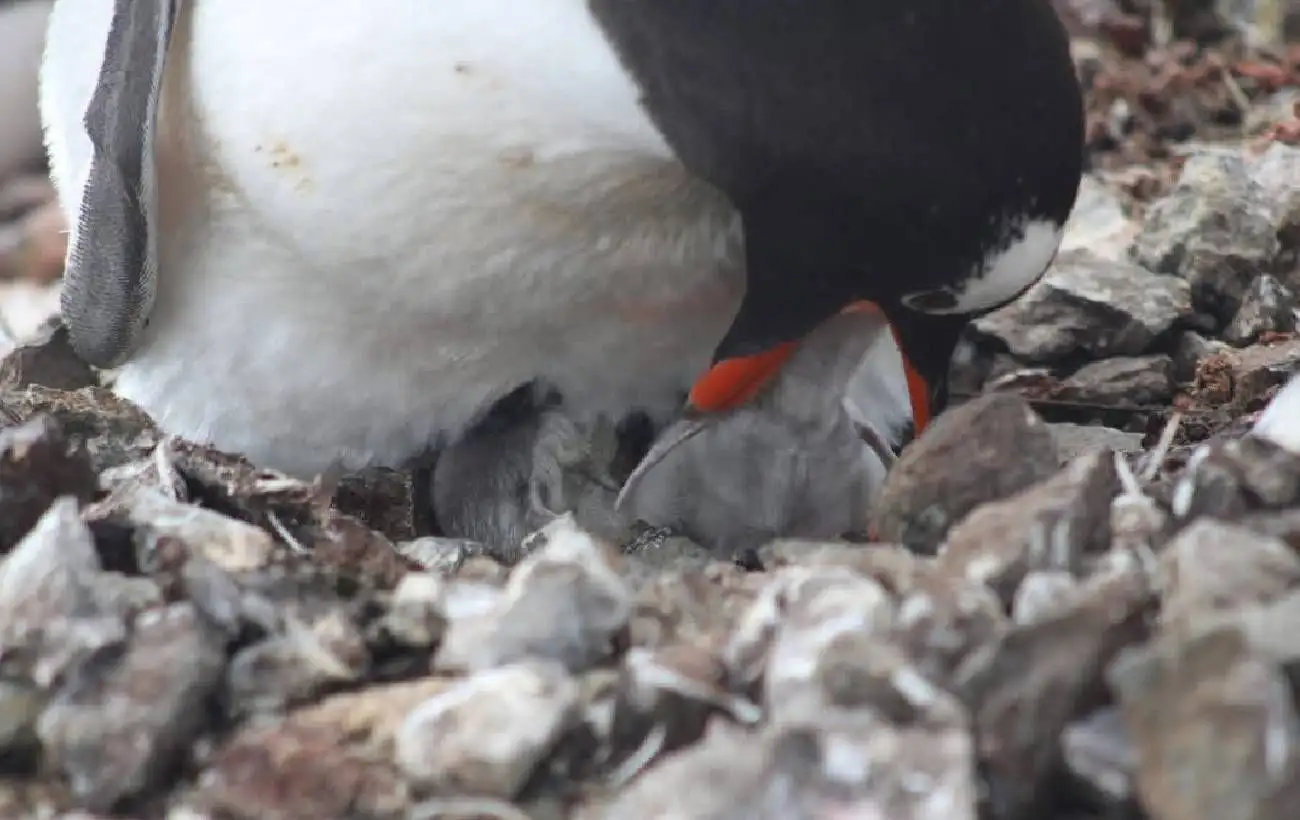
[40,1,1083,532]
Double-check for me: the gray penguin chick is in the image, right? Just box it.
[619,310,913,556]
[430,311,911,557]
[431,397,637,555]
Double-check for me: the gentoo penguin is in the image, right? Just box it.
[41,2,1084,538]
[431,309,913,554]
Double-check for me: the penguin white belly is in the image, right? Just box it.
[41,0,745,476]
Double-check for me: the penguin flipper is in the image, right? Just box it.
[60,0,183,368]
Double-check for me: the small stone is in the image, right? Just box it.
[0,679,43,758]
[1223,274,1297,346]
[626,559,760,649]
[378,573,447,650]
[620,534,716,588]
[438,515,631,674]
[886,562,1007,683]
[1013,571,1082,626]
[1062,708,1137,808]
[1055,355,1176,406]
[1159,520,1300,632]
[870,393,1059,553]
[1132,150,1282,323]
[1057,173,1139,262]
[1230,338,1300,411]
[722,566,895,701]
[1108,626,1300,820]
[972,249,1192,363]
[38,603,227,812]
[0,497,127,688]
[607,644,760,774]
[939,450,1119,605]
[183,678,435,820]
[395,661,581,798]
[0,319,95,391]
[1171,435,1300,521]
[93,483,277,573]
[956,569,1153,820]
[585,721,772,819]
[0,386,159,474]
[760,578,902,721]
[1189,339,1300,419]
[1250,142,1300,265]
[226,608,370,719]
[1050,422,1144,463]
[164,440,333,528]
[1171,329,1227,382]
[594,708,977,820]
[0,416,96,550]
[313,514,412,590]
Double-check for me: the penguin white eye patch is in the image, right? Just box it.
[900,217,1063,316]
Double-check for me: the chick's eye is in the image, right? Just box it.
[900,288,960,313]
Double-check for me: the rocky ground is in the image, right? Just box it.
[5,4,1300,820]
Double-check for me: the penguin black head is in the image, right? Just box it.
[592,0,1085,435]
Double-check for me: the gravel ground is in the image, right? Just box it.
[3,4,1300,820]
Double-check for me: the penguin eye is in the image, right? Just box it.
[900,288,960,314]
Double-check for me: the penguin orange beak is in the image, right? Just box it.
[686,299,934,434]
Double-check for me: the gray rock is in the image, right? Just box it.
[1012,571,1082,626]
[1250,142,1300,278]
[593,695,977,820]
[972,249,1192,363]
[1062,708,1137,809]
[939,450,1120,605]
[1132,151,1281,323]
[0,679,42,760]
[0,416,97,550]
[870,393,1059,554]
[1108,625,1300,820]
[755,570,900,719]
[38,603,226,812]
[1058,173,1138,262]
[226,607,370,719]
[436,515,631,674]
[395,661,581,798]
[378,572,447,650]
[956,569,1153,820]
[1171,329,1227,382]
[0,319,96,392]
[1158,520,1300,632]
[1056,354,1177,406]
[0,497,127,689]
[0,386,159,474]
[1050,422,1144,463]
[184,680,431,820]
[94,483,277,574]
[607,644,759,775]
[1223,274,1297,346]
[1171,434,1300,522]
